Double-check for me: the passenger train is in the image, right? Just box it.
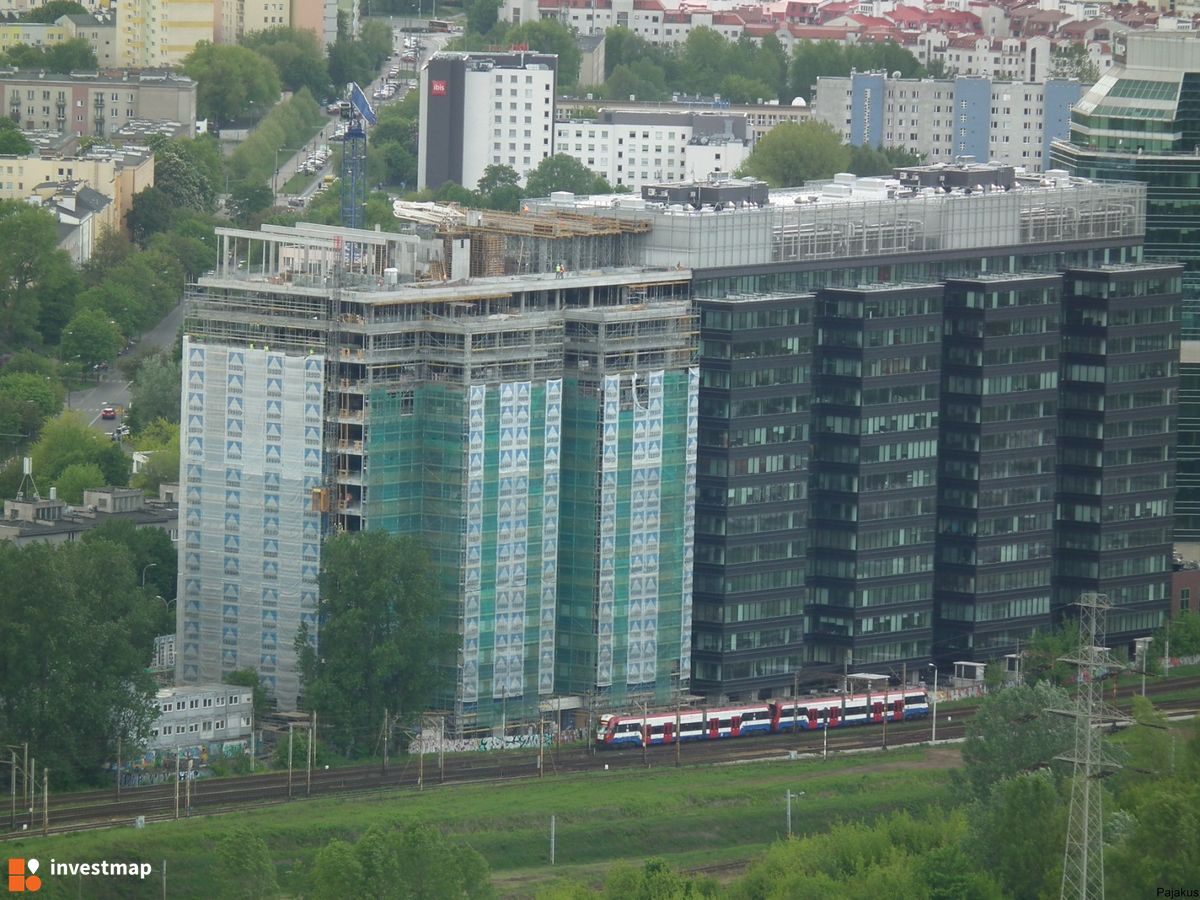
[596,688,930,748]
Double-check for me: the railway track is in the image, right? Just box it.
[6,677,1198,839]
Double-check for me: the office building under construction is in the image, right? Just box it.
[180,218,697,729]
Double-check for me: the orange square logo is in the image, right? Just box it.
[6,859,41,892]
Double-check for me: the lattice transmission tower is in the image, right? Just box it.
[1056,592,1123,900]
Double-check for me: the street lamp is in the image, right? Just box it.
[274,147,304,196]
[927,663,938,745]
[141,563,158,588]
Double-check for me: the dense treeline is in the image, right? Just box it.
[0,525,177,788]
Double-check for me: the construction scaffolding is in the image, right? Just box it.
[393,200,652,277]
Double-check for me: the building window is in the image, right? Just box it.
[1183,588,1191,611]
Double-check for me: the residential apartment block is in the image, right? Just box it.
[554,109,750,190]
[117,0,214,68]
[418,52,558,192]
[0,70,197,138]
[811,73,1085,172]
[557,96,811,148]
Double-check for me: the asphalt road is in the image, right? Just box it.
[278,29,450,205]
[68,298,187,436]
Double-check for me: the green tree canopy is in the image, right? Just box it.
[183,42,281,125]
[243,26,331,99]
[0,539,161,786]
[127,351,183,430]
[59,307,123,371]
[737,121,850,187]
[508,20,581,91]
[30,411,130,487]
[308,824,493,900]
[466,0,502,37]
[145,136,223,213]
[2,37,96,72]
[126,186,177,244]
[297,532,453,757]
[216,827,280,899]
[0,118,32,155]
[53,461,107,504]
[961,681,1074,799]
[525,154,611,198]
[967,770,1065,899]
[19,0,86,22]
[0,200,80,350]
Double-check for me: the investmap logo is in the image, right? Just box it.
[6,859,40,893]
[7,857,153,891]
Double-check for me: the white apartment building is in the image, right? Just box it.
[554,109,750,190]
[811,72,1086,171]
[147,683,254,756]
[117,0,214,67]
[419,52,558,192]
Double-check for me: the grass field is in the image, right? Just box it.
[7,746,963,899]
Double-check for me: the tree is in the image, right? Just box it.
[476,163,520,198]
[148,230,217,283]
[60,308,122,371]
[129,418,180,495]
[0,119,31,155]
[737,121,850,187]
[525,154,610,198]
[243,27,331,99]
[604,61,668,102]
[960,681,1074,799]
[466,0,502,36]
[297,532,453,757]
[126,186,177,244]
[508,20,581,90]
[53,462,107,504]
[183,42,281,126]
[229,182,276,226]
[82,517,177,605]
[310,839,365,899]
[43,37,97,73]
[148,136,223,213]
[0,539,161,786]
[848,144,923,177]
[216,828,280,899]
[83,228,136,285]
[1021,621,1079,686]
[1152,610,1200,659]
[0,201,80,350]
[31,412,131,486]
[968,771,1065,899]
[1050,43,1100,84]
[19,0,86,22]
[0,371,63,455]
[128,351,183,430]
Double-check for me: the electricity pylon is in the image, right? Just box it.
[1056,592,1123,900]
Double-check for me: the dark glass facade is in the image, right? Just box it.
[691,249,1180,700]
[1049,31,1200,537]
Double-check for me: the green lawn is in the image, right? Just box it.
[8,747,960,899]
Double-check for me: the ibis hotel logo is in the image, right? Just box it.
[7,857,153,891]
[6,859,40,893]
